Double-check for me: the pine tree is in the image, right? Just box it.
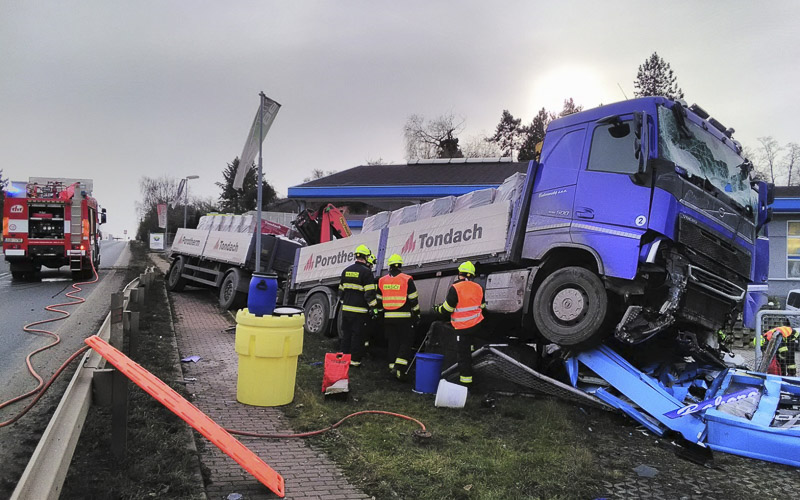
[489,110,522,159]
[0,169,7,220]
[558,98,583,117]
[216,158,277,213]
[518,108,556,161]
[634,52,685,100]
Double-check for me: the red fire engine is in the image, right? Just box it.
[2,177,106,280]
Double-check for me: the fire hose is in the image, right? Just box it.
[0,258,98,427]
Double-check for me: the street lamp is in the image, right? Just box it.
[183,175,199,228]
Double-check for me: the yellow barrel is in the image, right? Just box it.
[235,307,304,406]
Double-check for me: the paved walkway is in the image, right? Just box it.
[154,257,369,500]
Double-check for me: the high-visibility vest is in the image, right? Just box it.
[379,273,411,310]
[766,326,794,341]
[451,280,484,330]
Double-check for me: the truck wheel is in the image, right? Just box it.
[219,269,247,311]
[167,257,188,292]
[533,266,609,348]
[11,271,25,281]
[304,293,333,337]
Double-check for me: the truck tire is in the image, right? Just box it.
[219,269,247,311]
[304,293,334,337]
[167,257,188,292]
[533,266,609,348]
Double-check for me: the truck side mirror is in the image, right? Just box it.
[633,111,649,173]
[101,208,107,224]
[755,181,773,229]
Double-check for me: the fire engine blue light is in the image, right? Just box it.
[4,181,26,198]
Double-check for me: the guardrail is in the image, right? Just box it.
[11,267,157,500]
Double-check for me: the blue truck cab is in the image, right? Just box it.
[522,97,772,353]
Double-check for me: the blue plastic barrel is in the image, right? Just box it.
[248,273,278,316]
[415,353,445,394]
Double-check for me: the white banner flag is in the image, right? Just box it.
[171,178,186,209]
[233,94,281,190]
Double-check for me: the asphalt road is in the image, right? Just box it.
[0,239,129,404]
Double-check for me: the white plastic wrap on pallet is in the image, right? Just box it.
[209,215,223,231]
[294,232,382,284]
[218,215,234,232]
[384,201,511,267]
[388,205,419,227]
[362,211,390,233]
[453,188,496,212]
[494,173,526,204]
[196,216,211,231]
[418,196,455,220]
[239,215,256,233]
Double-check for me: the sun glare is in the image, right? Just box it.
[529,65,608,113]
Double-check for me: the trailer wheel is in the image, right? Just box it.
[167,257,188,292]
[219,269,247,311]
[304,293,334,337]
[11,271,25,281]
[533,266,609,348]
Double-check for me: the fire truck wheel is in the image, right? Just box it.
[304,293,333,337]
[167,257,188,292]
[533,266,609,348]
[219,269,246,310]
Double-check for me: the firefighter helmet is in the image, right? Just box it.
[387,254,403,266]
[354,244,371,257]
[458,261,476,276]
[367,254,376,266]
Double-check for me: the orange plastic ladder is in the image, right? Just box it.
[85,335,285,497]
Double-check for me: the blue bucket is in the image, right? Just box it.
[415,353,445,394]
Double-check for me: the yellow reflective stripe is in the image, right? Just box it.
[367,299,378,307]
[383,301,406,307]
[441,301,455,312]
[376,294,383,300]
[452,313,481,323]
[350,360,361,366]
[779,346,789,353]
[338,284,344,290]
[454,305,481,312]
[364,284,377,291]
[480,303,486,309]
[412,305,420,311]
[407,291,418,299]
[342,305,368,313]
[394,358,409,366]
[459,375,472,383]
[385,311,412,318]
[341,283,364,291]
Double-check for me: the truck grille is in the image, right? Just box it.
[687,265,745,301]
[678,215,751,278]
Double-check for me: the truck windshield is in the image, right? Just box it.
[657,106,756,219]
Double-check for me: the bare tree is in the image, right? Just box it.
[403,113,465,160]
[784,143,800,186]
[303,168,337,182]
[558,98,584,118]
[365,157,387,166]
[461,134,503,159]
[755,136,783,184]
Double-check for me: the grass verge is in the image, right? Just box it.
[61,242,204,499]
[283,330,628,499]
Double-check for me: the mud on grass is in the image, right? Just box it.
[61,242,204,500]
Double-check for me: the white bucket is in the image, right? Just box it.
[434,379,468,408]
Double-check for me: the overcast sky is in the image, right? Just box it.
[2,1,799,238]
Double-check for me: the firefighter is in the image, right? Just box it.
[435,261,486,387]
[755,326,799,376]
[338,244,379,367]
[377,253,420,380]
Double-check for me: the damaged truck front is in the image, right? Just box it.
[522,97,771,358]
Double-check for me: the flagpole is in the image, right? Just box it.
[255,92,265,273]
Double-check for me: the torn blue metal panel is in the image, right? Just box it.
[592,387,666,437]
[704,370,800,467]
[576,345,706,442]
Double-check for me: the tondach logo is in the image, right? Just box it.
[10,205,23,214]
[417,223,484,249]
[401,232,416,253]
[213,239,239,253]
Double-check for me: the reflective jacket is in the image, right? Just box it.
[439,278,485,329]
[378,272,419,319]
[339,261,377,314]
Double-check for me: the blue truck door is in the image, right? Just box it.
[571,116,651,278]
[523,127,586,259]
